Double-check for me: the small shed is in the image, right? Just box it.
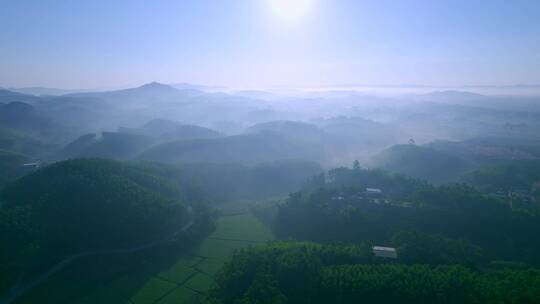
[372,246,397,259]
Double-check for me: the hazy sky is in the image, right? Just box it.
[1,0,539,89]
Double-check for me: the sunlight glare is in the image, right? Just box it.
[269,0,314,23]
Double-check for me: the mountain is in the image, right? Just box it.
[0,89,41,104]
[463,160,540,193]
[419,90,487,102]
[0,89,27,99]
[8,87,88,96]
[120,119,222,141]
[0,101,84,147]
[138,131,324,165]
[58,132,157,160]
[169,82,226,92]
[371,144,472,183]
[0,102,55,133]
[66,82,200,105]
[134,81,184,93]
[247,120,323,143]
[173,159,322,202]
[0,149,30,188]
[427,137,540,163]
[317,116,404,165]
[0,127,57,157]
[233,90,280,101]
[27,83,272,136]
[0,159,196,294]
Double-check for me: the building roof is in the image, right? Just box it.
[373,246,396,252]
[366,188,382,193]
[372,246,398,259]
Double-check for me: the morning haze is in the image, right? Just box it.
[1,1,540,304]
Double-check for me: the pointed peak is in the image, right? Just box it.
[138,82,176,91]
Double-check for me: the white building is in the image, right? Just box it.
[372,246,397,259]
[366,188,383,195]
[22,161,41,169]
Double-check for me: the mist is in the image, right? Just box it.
[2,0,540,303]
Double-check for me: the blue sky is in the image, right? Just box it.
[1,0,539,89]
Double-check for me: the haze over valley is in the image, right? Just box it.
[2,1,540,303]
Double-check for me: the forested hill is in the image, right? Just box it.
[0,158,213,296]
[211,242,540,304]
[213,166,540,303]
[371,144,473,184]
[0,149,30,187]
[271,166,540,265]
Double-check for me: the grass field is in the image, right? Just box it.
[131,212,274,303]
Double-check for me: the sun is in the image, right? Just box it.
[269,0,314,23]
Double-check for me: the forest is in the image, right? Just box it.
[3,1,540,302]
[271,167,540,265]
[0,159,214,297]
[210,242,540,304]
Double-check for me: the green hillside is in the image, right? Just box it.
[211,242,540,304]
[0,127,57,157]
[372,144,472,184]
[0,150,30,188]
[0,158,209,296]
[138,132,324,165]
[121,119,222,141]
[464,160,540,194]
[59,132,157,160]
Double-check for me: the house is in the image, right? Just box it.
[372,246,398,259]
[366,188,383,196]
[22,161,41,169]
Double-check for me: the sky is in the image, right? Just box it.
[1,0,539,89]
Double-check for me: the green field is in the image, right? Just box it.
[129,213,274,303]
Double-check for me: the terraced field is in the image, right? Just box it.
[127,213,274,303]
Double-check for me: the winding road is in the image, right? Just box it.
[0,207,194,304]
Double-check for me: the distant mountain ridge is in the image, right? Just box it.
[8,87,91,96]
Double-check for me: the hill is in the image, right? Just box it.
[0,150,30,188]
[66,82,199,106]
[8,87,88,96]
[58,132,157,160]
[0,127,57,157]
[0,102,56,134]
[248,120,322,140]
[318,116,404,165]
[0,89,41,104]
[120,119,222,141]
[272,166,540,265]
[138,132,324,165]
[463,160,540,193]
[371,144,472,184]
[0,159,205,295]
[428,137,540,163]
[172,159,323,202]
[212,242,540,304]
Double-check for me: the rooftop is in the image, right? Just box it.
[372,246,398,259]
